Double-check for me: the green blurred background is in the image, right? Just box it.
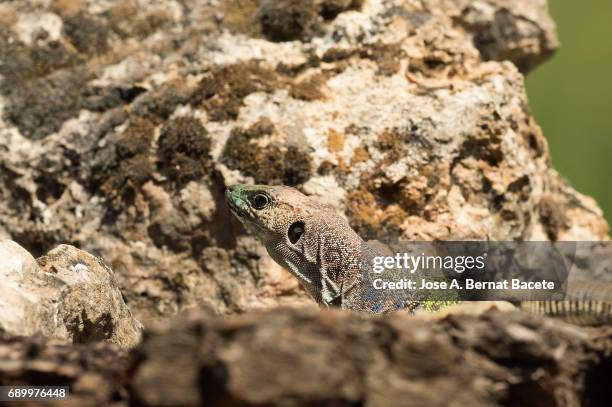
[526,0,612,225]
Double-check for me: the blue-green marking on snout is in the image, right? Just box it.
[225,184,250,212]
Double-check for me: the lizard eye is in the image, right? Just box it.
[251,193,269,209]
[288,221,305,244]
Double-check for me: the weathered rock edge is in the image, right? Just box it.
[0,240,142,348]
[1,308,610,406]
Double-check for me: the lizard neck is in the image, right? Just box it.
[263,218,413,313]
[264,217,370,306]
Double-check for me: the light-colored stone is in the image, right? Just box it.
[0,240,142,347]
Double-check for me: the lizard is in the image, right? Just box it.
[225,183,612,325]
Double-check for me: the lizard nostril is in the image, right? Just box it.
[225,187,234,202]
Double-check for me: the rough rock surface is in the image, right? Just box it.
[2,309,610,406]
[0,0,608,326]
[0,329,130,406]
[0,240,141,348]
[131,308,612,406]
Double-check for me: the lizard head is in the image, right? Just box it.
[225,183,366,305]
[225,184,315,246]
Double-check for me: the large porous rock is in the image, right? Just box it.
[0,0,607,324]
[0,240,142,347]
[130,308,612,406]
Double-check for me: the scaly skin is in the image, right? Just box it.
[225,184,410,312]
[226,184,612,325]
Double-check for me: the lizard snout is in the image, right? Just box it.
[225,184,249,215]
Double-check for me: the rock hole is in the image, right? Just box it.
[34,175,65,204]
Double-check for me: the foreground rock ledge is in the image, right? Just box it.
[0,308,609,406]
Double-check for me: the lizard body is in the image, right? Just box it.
[225,184,407,312]
[226,184,612,325]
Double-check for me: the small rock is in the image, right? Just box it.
[0,240,142,347]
